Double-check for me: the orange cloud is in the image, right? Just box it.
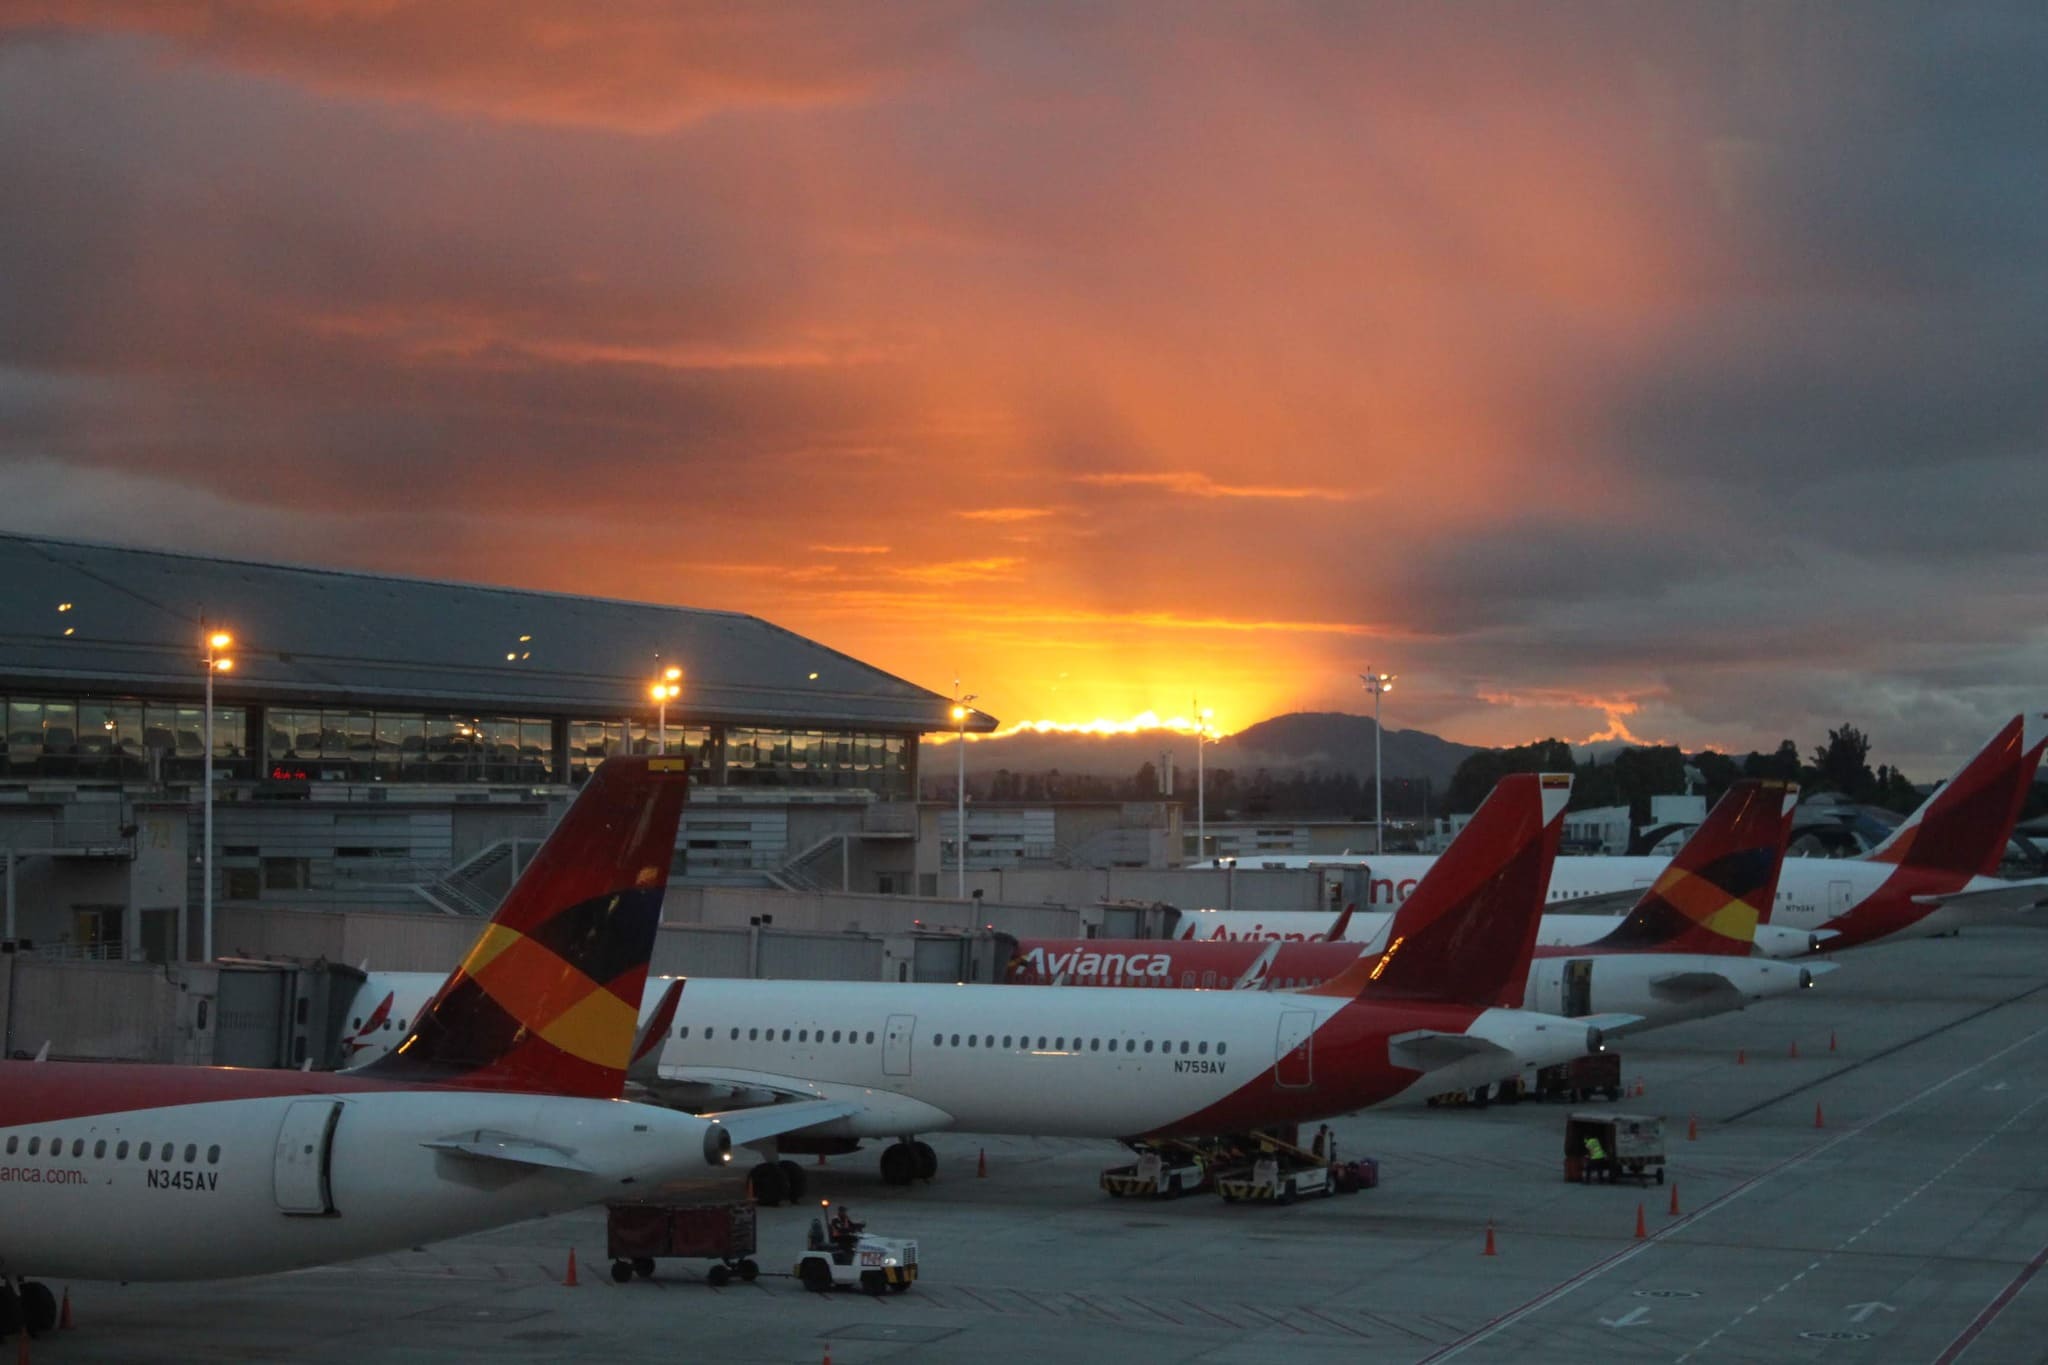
[957,507,1055,522]
[1076,472,1363,501]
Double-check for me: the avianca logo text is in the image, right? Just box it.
[1176,925,1324,943]
[1020,948,1172,980]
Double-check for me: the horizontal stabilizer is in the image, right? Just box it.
[1649,970,1741,998]
[1911,877,2048,916]
[422,1133,592,1173]
[700,1100,864,1147]
[1387,1029,1513,1073]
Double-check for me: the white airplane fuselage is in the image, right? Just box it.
[0,1066,727,1281]
[344,976,1604,1141]
[1182,859,2014,950]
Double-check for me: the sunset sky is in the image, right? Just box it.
[1,4,2043,776]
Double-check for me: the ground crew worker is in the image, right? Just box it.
[1311,1125,1329,1161]
[1582,1133,1608,1181]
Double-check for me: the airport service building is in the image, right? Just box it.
[0,533,994,963]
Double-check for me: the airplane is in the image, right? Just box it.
[0,757,839,1334]
[1015,779,1829,1035]
[1189,714,2048,954]
[340,774,1629,1200]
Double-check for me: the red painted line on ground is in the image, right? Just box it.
[1932,1237,2048,1365]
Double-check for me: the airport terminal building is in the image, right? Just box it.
[0,533,995,962]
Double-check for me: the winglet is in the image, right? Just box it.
[628,979,685,1086]
[1592,779,1798,956]
[1861,715,2046,879]
[1308,773,1567,1007]
[363,756,690,1099]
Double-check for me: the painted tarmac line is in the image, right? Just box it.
[1932,1236,2048,1365]
[1412,1015,2048,1365]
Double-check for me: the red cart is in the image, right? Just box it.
[606,1202,760,1286]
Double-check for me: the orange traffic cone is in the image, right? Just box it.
[1736,1048,1746,1065]
[977,1148,987,1178]
[822,1345,832,1365]
[1814,1102,1826,1129]
[1789,1039,1800,1059]
[1687,1113,1698,1142]
[563,1248,580,1288]
[1634,1203,1647,1239]
[1482,1220,1498,1256]
[58,1288,72,1330]
[1668,1181,1681,1216]
[1829,1030,1838,1053]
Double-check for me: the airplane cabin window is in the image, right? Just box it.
[749,1028,759,1041]
[1180,1042,1190,1054]
[184,1144,197,1162]
[832,1030,841,1043]
[72,1139,84,1157]
[1217,1042,1228,1056]
[1002,1035,1013,1048]
[950,1033,960,1046]
[116,1141,129,1159]
[931,1034,942,1047]
[1198,1042,1209,1055]
[1036,1036,1047,1048]
[138,1142,150,1160]
[967,1034,978,1047]
[677,1026,689,1039]
[1055,1036,1065,1049]
[1089,1038,1100,1051]
[94,1140,106,1158]
[1143,1040,1154,1053]
[797,1030,807,1042]
[207,1145,221,1164]
[985,1036,994,1048]
[730,1028,739,1039]
[8,1137,20,1155]
[865,1031,875,1044]
[351,1017,361,1029]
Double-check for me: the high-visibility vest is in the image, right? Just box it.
[1583,1136,1608,1162]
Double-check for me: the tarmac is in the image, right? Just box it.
[25,920,2048,1364]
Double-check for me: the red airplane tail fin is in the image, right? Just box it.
[1861,714,2046,880]
[362,756,690,1099]
[1309,773,1568,1008]
[1593,780,1798,956]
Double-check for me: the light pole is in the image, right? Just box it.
[1195,703,1213,862]
[202,627,233,963]
[650,666,681,752]
[951,684,977,899]
[1360,670,1395,855]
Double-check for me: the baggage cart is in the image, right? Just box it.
[1563,1112,1665,1185]
[1535,1053,1622,1103]
[606,1201,759,1286]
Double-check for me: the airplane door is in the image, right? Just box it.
[1563,960,1594,1018]
[1828,881,1854,918]
[1527,958,1564,1013]
[1275,1011,1315,1088]
[273,1099,342,1215]
[883,1014,915,1077]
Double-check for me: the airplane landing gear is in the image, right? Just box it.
[0,1279,54,1338]
[880,1139,938,1186]
[748,1159,789,1206]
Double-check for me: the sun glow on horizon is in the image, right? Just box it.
[925,711,1232,743]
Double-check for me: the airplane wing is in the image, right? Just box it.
[1911,878,2048,916]
[422,1134,593,1173]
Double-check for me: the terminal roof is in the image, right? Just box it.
[0,533,996,733]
